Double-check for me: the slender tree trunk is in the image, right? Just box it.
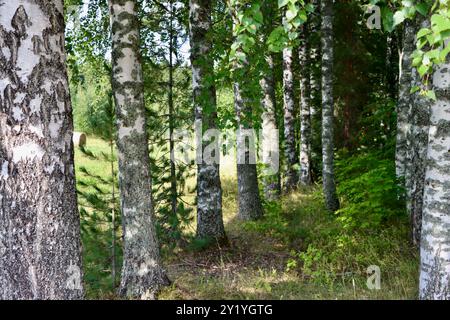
[407,67,430,248]
[419,54,450,300]
[299,24,313,186]
[403,17,429,248]
[189,0,226,241]
[0,1,83,299]
[108,0,169,299]
[396,20,416,180]
[309,0,322,171]
[168,1,177,225]
[110,136,117,289]
[282,46,299,191]
[320,0,339,212]
[260,2,280,200]
[386,32,399,100]
[261,53,281,200]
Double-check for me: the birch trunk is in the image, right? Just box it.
[396,20,415,179]
[233,79,264,220]
[0,1,83,299]
[260,2,280,200]
[419,55,450,300]
[404,17,430,247]
[282,46,299,191]
[260,54,281,200]
[309,0,322,167]
[230,9,263,221]
[108,0,169,299]
[407,66,430,248]
[321,0,339,212]
[299,24,313,186]
[189,0,226,242]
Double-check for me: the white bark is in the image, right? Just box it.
[0,0,83,299]
[109,0,169,299]
[419,56,450,300]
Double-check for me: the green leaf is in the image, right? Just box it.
[393,11,405,27]
[410,86,420,94]
[416,28,432,39]
[425,90,436,101]
[278,0,289,8]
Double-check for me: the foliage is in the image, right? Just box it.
[267,0,314,52]
[76,142,122,297]
[411,0,450,98]
[335,150,405,230]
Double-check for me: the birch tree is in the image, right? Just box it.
[405,17,431,247]
[299,23,313,186]
[189,0,226,242]
[260,1,280,200]
[229,1,264,220]
[0,0,83,299]
[396,20,416,179]
[282,46,299,191]
[108,0,169,299]
[419,54,450,300]
[321,0,339,211]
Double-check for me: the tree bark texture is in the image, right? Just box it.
[396,19,416,180]
[189,0,226,242]
[419,54,450,300]
[320,0,339,212]
[0,0,84,299]
[299,23,313,186]
[282,46,299,191]
[260,1,280,200]
[109,0,169,299]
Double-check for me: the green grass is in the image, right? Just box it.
[75,136,419,300]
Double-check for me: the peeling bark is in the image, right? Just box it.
[108,0,169,299]
[419,55,450,300]
[320,0,339,212]
[189,0,226,242]
[0,0,83,299]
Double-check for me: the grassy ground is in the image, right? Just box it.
[75,136,419,300]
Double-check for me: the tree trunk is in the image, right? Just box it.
[229,5,264,221]
[407,66,430,248]
[419,54,450,300]
[299,24,313,186]
[403,17,429,248]
[189,0,226,242]
[260,53,281,200]
[233,80,264,221]
[396,20,416,180]
[168,1,178,230]
[282,46,299,191]
[309,0,322,172]
[108,0,169,299]
[260,2,280,200]
[320,0,339,212]
[0,1,83,299]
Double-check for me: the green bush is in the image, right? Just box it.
[335,150,406,230]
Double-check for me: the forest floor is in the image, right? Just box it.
[75,136,420,300]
